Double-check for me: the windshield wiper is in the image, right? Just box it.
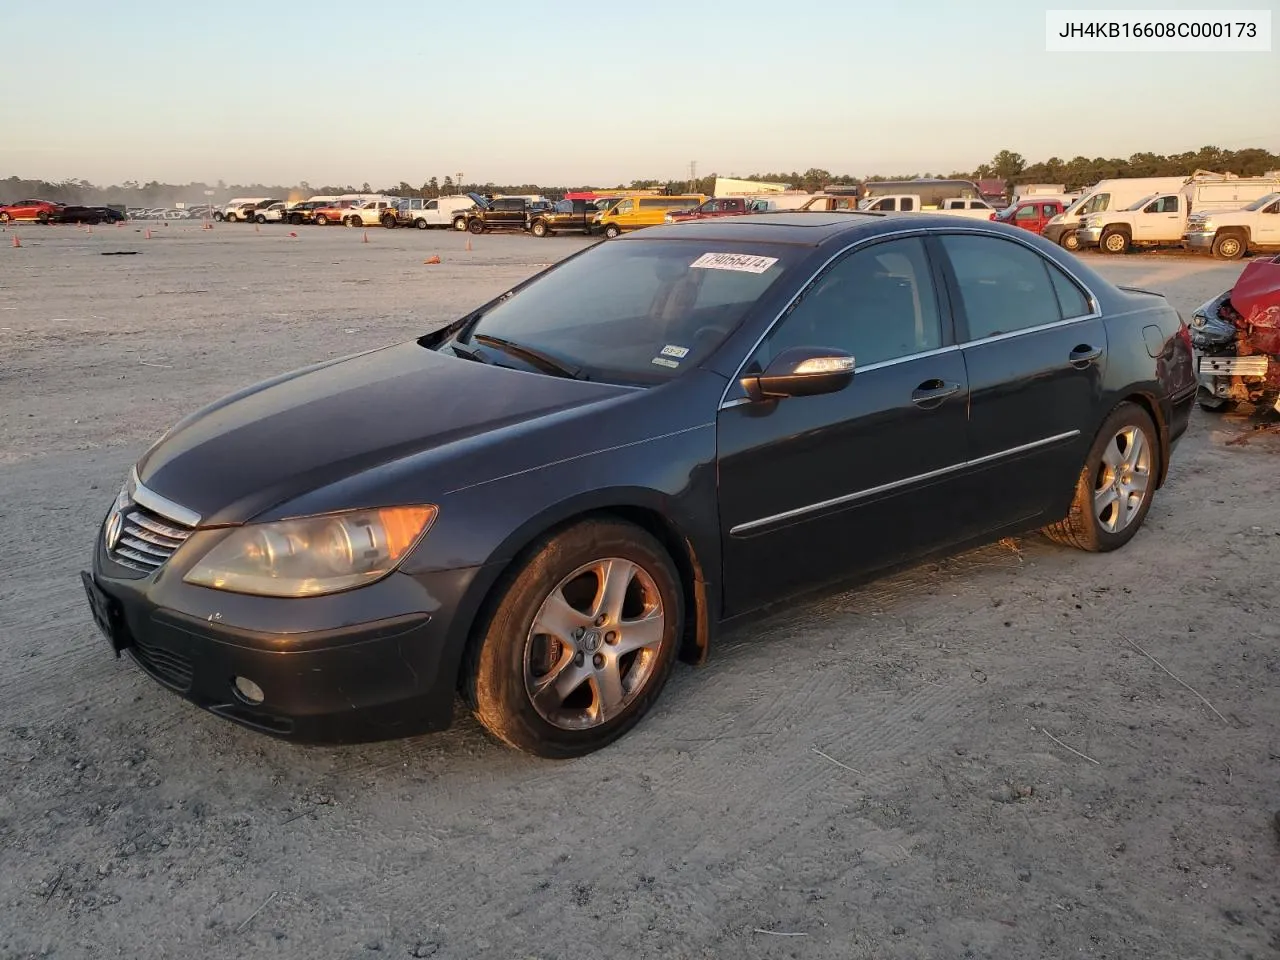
[449,342,489,364]
[472,334,587,380]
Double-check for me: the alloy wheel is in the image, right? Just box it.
[524,558,666,730]
[1094,425,1152,533]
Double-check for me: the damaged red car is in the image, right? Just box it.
[1192,255,1280,413]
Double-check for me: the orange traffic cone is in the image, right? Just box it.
[362,231,369,244]
[464,237,472,252]
[145,228,152,239]
[11,235,20,248]
[424,255,441,264]
[87,226,93,236]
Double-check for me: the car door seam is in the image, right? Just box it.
[729,429,1080,536]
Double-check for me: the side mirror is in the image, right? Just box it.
[742,347,854,401]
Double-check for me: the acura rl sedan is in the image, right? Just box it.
[83,213,1197,757]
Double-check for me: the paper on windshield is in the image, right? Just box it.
[690,252,779,274]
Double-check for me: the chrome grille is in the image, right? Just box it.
[109,502,194,573]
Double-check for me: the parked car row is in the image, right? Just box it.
[0,199,126,224]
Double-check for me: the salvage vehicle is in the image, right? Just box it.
[82,213,1196,758]
[462,197,535,234]
[1077,177,1280,254]
[311,200,360,225]
[52,205,127,225]
[593,194,705,238]
[342,199,396,228]
[254,202,289,224]
[665,197,768,224]
[284,200,331,225]
[990,198,1066,235]
[1191,254,1280,412]
[217,197,275,222]
[0,198,63,223]
[528,198,609,237]
[797,194,861,212]
[858,195,995,219]
[1184,192,1280,260]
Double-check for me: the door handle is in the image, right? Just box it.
[1069,344,1103,368]
[911,379,961,408]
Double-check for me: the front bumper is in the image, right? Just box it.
[86,534,485,744]
[1183,231,1215,251]
[1076,225,1103,246]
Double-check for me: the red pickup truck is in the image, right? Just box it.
[665,196,765,224]
[990,198,1065,236]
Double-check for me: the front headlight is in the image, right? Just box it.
[184,505,437,597]
[1197,221,1215,232]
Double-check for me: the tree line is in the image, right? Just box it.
[4,145,1277,207]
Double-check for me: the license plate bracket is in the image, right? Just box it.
[81,571,131,656]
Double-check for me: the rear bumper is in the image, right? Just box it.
[87,538,486,744]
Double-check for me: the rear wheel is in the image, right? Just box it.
[381,215,397,229]
[1211,231,1246,260]
[467,218,485,235]
[1060,230,1081,252]
[289,213,303,225]
[466,519,682,758]
[37,212,50,224]
[453,216,467,231]
[1101,228,1129,254]
[1043,402,1158,552]
[213,211,225,222]
[226,212,239,223]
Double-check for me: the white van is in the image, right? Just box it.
[1076,176,1280,254]
[1043,177,1198,251]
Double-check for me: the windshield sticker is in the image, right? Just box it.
[651,356,681,369]
[690,252,779,274]
[661,344,690,359]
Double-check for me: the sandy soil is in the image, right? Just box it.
[1,222,1277,960]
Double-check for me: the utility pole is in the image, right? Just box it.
[689,160,697,193]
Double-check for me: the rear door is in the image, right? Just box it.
[717,235,971,614]
[936,232,1105,530]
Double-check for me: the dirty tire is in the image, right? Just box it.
[347,215,362,228]
[531,220,548,238]
[1043,401,1159,552]
[1101,228,1129,254]
[452,217,467,231]
[1060,231,1081,252]
[315,214,328,225]
[466,519,683,758]
[604,224,621,239]
[1211,232,1245,260]
[467,218,485,235]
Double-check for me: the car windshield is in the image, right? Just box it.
[1244,192,1280,211]
[444,240,795,385]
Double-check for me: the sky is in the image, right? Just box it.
[1,0,1276,187]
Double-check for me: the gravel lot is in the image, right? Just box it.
[1,222,1277,960]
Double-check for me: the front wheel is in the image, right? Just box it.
[466,519,683,758]
[603,224,621,239]
[289,213,303,225]
[1101,228,1129,254]
[414,218,428,230]
[1060,230,1081,252]
[467,218,485,235]
[1043,402,1159,552]
[255,214,267,224]
[315,214,328,225]
[347,215,363,228]
[531,220,548,238]
[1211,232,1246,260]
[453,217,467,231]
[213,212,225,222]
[37,212,50,224]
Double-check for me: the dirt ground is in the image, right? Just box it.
[1,222,1277,960]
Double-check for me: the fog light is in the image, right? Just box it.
[233,676,265,705]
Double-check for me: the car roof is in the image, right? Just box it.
[632,211,991,247]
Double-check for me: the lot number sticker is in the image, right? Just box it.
[690,252,779,274]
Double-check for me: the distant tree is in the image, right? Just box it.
[990,150,1026,182]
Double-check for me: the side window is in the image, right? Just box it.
[1014,205,1037,220]
[759,238,942,369]
[1045,204,1060,216]
[900,197,914,211]
[1163,196,1179,213]
[1047,262,1091,319]
[940,234,1064,340]
[872,198,895,211]
[615,200,633,214]
[1266,200,1280,214]
[426,200,437,210]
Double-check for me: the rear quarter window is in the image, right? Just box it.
[939,234,1071,339]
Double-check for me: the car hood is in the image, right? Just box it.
[136,342,634,525]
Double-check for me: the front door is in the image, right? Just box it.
[1133,195,1181,241]
[717,236,971,616]
[934,232,1106,529]
[1255,197,1280,245]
